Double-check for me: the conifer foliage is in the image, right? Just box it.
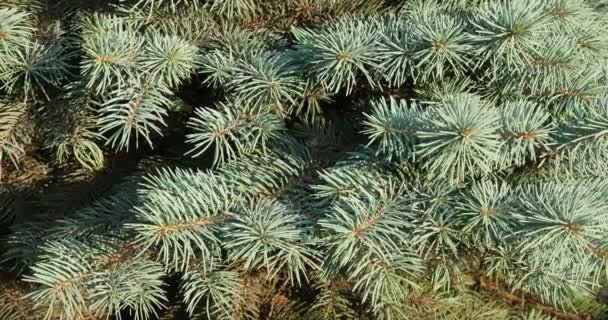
[1,0,608,319]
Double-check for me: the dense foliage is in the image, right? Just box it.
[1,0,608,319]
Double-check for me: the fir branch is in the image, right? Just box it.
[24,238,167,320]
[98,80,172,151]
[319,183,416,277]
[293,16,380,94]
[410,9,472,81]
[81,26,143,94]
[141,33,199,88]
[181,260,244,319]
[0,101,29,178]
[0,8,33,51]
[218,147,310,199]
[129,0,200,15]
[0,41,72,99]
[455,179,513,247]
[417,94,501,183]
[223,199,318,285]
[362,97,419,161]
[186,101,286,165]
[498,100,555,167]
[206,0,258,18]
[511,179,608,259]
[197,49,237,88]
[470,0,550,66]
[228,52,304,115]
[539,100,608,164]
[129,168,233,271]
[376,13,415,87]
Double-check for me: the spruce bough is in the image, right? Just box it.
[1,0,608,319]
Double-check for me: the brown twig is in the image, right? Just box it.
[477,276,592,320]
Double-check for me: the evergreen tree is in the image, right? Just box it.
[1,0,608,319]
